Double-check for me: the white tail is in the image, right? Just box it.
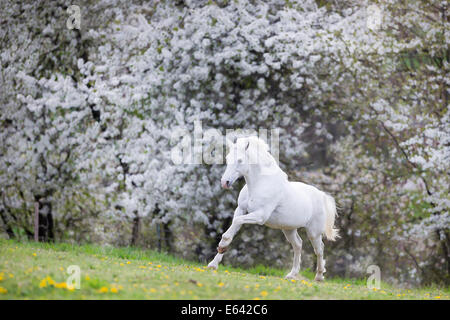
[323,194,339,241]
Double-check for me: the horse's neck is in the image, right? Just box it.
[244,164,284,194]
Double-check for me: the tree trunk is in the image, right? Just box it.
[163,222,173,253]
[156,223,162,252]
[36,197,54,242]
[153,205,162,252]
[34,202,39,242]
[130,213,140,246]
[439,229,450,284]
[0,208,15,239]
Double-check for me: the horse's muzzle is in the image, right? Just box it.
[222,180,232,189]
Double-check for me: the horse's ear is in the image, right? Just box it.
[245,141,250,151]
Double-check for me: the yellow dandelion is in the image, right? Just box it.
[260,276,266,279]
[0,287,7,294]
[98,287,108,293]
[435,296,441,299]
[149,288,157,293]
[8,273,14,278]
[291,279,296,283]
[39,279,47,288]
[126,261,131,265]
[157,265,162,268]
[148,262,153,265]
[244,285,249,289]
[32,253,37,257]
[260,290,268,297]
[372,288,378,291]
[59,267,64,272]
[197,282,203,287]
[67,285,75,291]
[111,287,118,293]
[0,275,3,281]
[85,275,90,281]
[255,284,260,288]
[218,282,225,287]
[120,263,124,266]
[45,276,55,286]
[253,297,260,300]
[54,282,67,289]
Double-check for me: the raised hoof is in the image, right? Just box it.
[314,274,324,282]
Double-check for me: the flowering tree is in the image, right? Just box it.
[0,0,448,285]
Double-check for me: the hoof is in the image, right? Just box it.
[207,263,218,270]
[284,274,299,280]
[314,274,324,282]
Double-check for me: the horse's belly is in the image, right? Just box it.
[264,206,311,229]
[264,186,314,229]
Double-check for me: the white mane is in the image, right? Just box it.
[236,136,287,180]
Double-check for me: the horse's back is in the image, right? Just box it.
[235,180,326,230]
[290,181,325,203]
[264,181,325,229]
[290,181,327,231]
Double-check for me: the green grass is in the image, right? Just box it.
[0,239,448,300]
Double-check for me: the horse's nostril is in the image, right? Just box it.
[226,181,230,187]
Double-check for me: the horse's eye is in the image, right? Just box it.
[237,158,243,164]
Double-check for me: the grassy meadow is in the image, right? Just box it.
[0,239,448,300]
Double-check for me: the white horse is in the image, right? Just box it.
[207,136,339,281]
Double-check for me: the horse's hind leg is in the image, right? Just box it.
[282,229,303,280]
[307,230,326,281]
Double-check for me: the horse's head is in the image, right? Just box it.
[221,138,248,189]
[221,136,272,189]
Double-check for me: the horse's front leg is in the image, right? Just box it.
[218,209,267,249]
[207,207,245,269]
[208,209,267,269]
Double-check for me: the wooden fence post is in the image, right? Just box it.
[34,201,39,242]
